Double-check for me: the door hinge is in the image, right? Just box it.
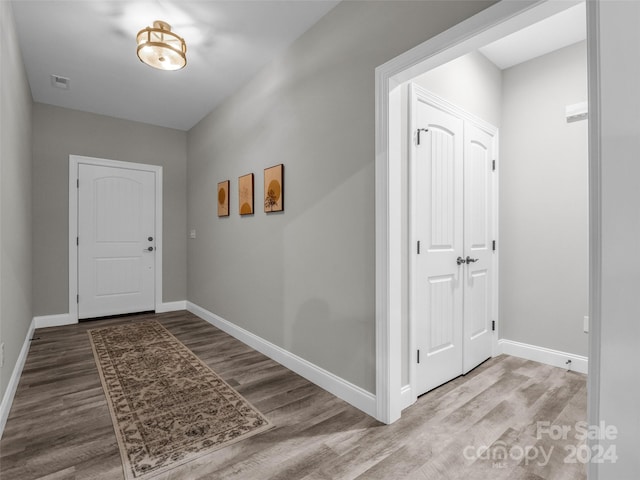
[416,128,429,146]
[417,349,420,363]
[77,178,79,188]
[76,294,79,304]
[492,240,496,251]
[76,236,79,246]
[417,240,421,254]
[492,320,496,331]
[492,160,496,171]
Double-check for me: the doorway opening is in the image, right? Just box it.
[374,0,595,444]
[408,1,588,400]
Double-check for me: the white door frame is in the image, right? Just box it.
[374,0,598,447]
[68,155,163,322]
[408,85,499,403]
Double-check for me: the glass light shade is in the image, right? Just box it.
[136,20,186,71]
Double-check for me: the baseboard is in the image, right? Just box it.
[156,301,187,313]
[0,318,35,439]
[400,384,415,410]
[33,313,75,329]
[32,302,187,326]
[186,302,377,418]
[498,339,588,374]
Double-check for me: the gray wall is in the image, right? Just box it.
[0,2,33,399]
[32,103,187,316]
[595,1,640,477]
[414,50,503,127]
[187,0,495,394]
[500,41,588,356]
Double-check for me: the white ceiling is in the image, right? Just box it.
[12,1,586,130]
[11,0,339,131]
[479,2,586,70]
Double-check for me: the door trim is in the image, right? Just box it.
[374,0,590,424]
[68,155,163,322]
[408,85,499,403]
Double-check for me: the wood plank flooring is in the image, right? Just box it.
[0,311,587,479]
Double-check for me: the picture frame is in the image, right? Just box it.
[217,180,229,217]
[238,173,254,215]
[264,164,284,213]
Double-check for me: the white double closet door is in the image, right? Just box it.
[411,85,497,396]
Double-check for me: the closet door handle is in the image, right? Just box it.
[456,256,466,265]
[466,256,479,263]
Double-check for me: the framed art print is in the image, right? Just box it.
[238,173,254,215]
[217,180,229,217]
[264,164,284,213]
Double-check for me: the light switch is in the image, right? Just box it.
[189,229,196,239]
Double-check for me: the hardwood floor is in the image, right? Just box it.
[0,311,587,480]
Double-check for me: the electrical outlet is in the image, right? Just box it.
[583,316,589,334]
[189,229,196,239]
[0,343,4,368]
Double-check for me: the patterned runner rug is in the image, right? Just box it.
[88,320,272,479]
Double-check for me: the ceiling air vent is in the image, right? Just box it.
[50,74,70,90]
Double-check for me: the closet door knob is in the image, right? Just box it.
[456,256,466,265]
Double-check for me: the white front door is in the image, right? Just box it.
[78,163,156,319]
[412,99,465,395]
[463,123,495,373]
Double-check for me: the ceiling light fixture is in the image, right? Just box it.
[136,20,186,71]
